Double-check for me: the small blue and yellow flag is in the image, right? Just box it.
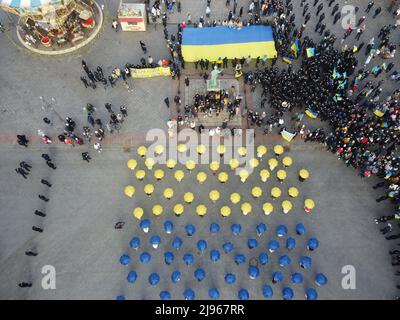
[305,109,318,119]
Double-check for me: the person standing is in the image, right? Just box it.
[17,135,29,147]
[46,161,56,170]
[82,152,91,162]
[32,226,43,233]
[139,40,147,54]
[41,154,51,162]
[365,1,374,13]
[164,97,170,108]
[373,6,382,18]
[18,282,32,288]
[20,161,32,172]
[38,195,49,202]
[41,179,52,187]
[34,210,46,217]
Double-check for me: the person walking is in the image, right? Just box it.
[15,168,28,179]
[373,7,382,18]
[140,41,147,54]
[41,153,51,162]
[366,1,374,13]
[82,152,91,162]
[17,135,29,147]
[32,226,43,233]
[20,161,32,172]
[18,282,32,288]
[38,195,49,202]
[34,210,46,217]
[25,251,38,256]
[46,161,56,170]
[164,97,170,108]
[41,179,52,187]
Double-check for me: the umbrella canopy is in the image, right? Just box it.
[288,187,299,198]
[260,169,270,182]
[119,254,131,266]
[197,144,206,154]
[154,144,164,155]
[222,242,234,253]
[209,190,220,202]
[281,200,293,214]
[150,235,161,248]
[194,268,206,281]
[239,169,249,182]
[306,288,318,300]
[256,223,267,236]
[231,223,242,235]
[196,171,207,183]
[164,220,173,234]
[276,225,288,237]
[279,255,291,267]
[132,207,144,220]
[296,223,306,235]
[277,169,287,181]
[173,203,184,216]
[251,186,263,198]
[220,206,232,217]
[272,271,283,283]
[185,160,196,171]
[185,224,196,236]
[154,169,165,180]
[263,202,274,215]
[225,273,236,285]
[282,287,294,300]
[166,159,177,169]
[248,266,260,279]
[257,145,267,158]
[268,240,280,252]
[149,273,160,286]
[127,159,137,170]
[184,192,194,204]
[164,251,175,265]
[210,249,220,262]
[271,187,282,198]
[183,289,195,300]
[174,170,185,182]
[282,156,293,167]
[144,184,155,196]
[230,192,241,204]
[229,158,239,170]
[217,144,226,155]
[145,157,155,170]
[139,252,151,264]
[208,288,219,300]
[268,158,279,171]
[139,219,151,232]
[172,237,183,250]
[307,238,319,251]
[259,252,269,265]
[315,273,328,286]
[249,158,259,168]
[218,172,229,183]
[163,187,174,199]
[262,285,273,298]
[127,271,137,283]
[241,202,252,215]
[304,199,315,212]
[210,161,220,172]
[238,289,250,300]
[237,146,247,157]
[137,146,147,157]
[274,145,284,156]
[196,204,208,217]
[129,237,140,250]
[116,295,125,300]
[135,169,146,180]
[160,291,171,300]
[171,270,181,283]
[247,238,258,249]
[183,253,195,266]
[286,237,296,250]
[234,254,246,265]
[177,143,187,153]
[152,204,163,216]
[300,256,312,269]
[197,239,207,253]
[291,273,304,284]
[124,185,135,198]
[299,169,310,179]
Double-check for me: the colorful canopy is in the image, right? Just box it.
[241,202,252,215]
[127,159,137,170]
[262,202,274,215]
[174,169,185,182]
[257,145,267,158]
[196,204,207,217]
[274,145,284,156]
[282,156,293,167]
[144,184,154,196]
[185,160,196,171]
[177,143,187,153]
[1,0,61,9]
[210,161,220,171]
[124,185,135,197]
[249,158,259,168]
[231,223,242,235]
[163,187,174,199]
[218,172,229,183]
[281,200,293,214]
[268,158,278,170]
[251,186,263,198]
[135,169,146,180]
[238,288,250,300]
[145,157,155,170]
[137,146,147,157]
[230,192,241,204]
[197,144,206,154]
[277,169,287,181]
[154,169,164,180]
[173,203,184,216]
[288,187,299,198]
[229,158,239,170]
[220,206,231,217]
[152,204,163,216]
[216,144,226,155]
[260,169,270,182]
[237,146,247,157]
[154,144,164,155]
[166,159,176,169]
[299,169,310,179]
[208,288,219,299]
[304,198,315,212]
[271,187,282,198]
[184,192,194,203]
[196,171,207,183]
[239,169,249,182]
[129,237,140,250]
[132,207,144,220]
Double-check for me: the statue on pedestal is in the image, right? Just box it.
[210,66,223,89]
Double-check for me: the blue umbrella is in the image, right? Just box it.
[272,271,283,283]
[127,270,138,283]
[247,238,258,249]
[164,251,174,265]
[315,273,328,286]
[295,223,306,235]
[185,224,196,236]
[197,240,207,253]
[234,253,246,265]
[129,237,140,250]
[300,256,312,269]
[306,288,318,300]
[291,273,303,284]
[307,238,319,251]
[276,225,288,237]
[149,273,160,286]
[286,237,296,250]
[183,289,195,300]
[116,295,125,300]
[160,291,171,300]
[120,254,131,266]
[210,223,220,234]
[150,235,161,249]
[208,288,219,299]
[282,287,294,300]
[172,236,183,250]
[268,240,280,252]
[183,253,194,266]
[238,289,249,300]
[139,252,151,264]
[171,270,181,283]
[194,268,206,281]
[262,285,273,298]
[248,266,260,279]
[164,220,174,234]
[231,223,242,235]
[139,219,151,233]
[222,242,234,254]
[210,249,220,262]
[225,273,236,285]
[279,255,291,267]
[256,223,267,237]
[259,252,269,265]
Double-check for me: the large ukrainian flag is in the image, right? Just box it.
[182,26,277,62]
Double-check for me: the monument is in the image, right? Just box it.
[207,66,223,91]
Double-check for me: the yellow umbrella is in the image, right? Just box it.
[166,159,176,169]
[274,144,284,156]
[209,190,220,202]
[239,169,249,183]
[210,161,220,172]
[196,171,207,184]
[257,145,267,158]
[277,169,287,182]
[217,144,226,155]
[135,169,146,180]
[163,187,174,200]
[251,186,263,198]
[185,160,196,171]
[174,170,185,182]
[230,192,241,204]
[145,157,155,170]
[304,199,315,213]
[132,207,144,220]
[249,158,259,168]
[137,146,147,157]
[220,206,231,217]
[173,203,184,216]
[154,169,165,180]
[218,172,229,183]
[271,187,282,199]
[282,156,293,167]
[282,200,293,214]
[237,146,247,157]
[127,159,137,170]
[177,143,187,153]
[144,184,154,196]
[197,144,206,155]
[152,204,163,216]
[184,192,194,204]
[260,169,270,182]
[124,185,135,198]
[288,187,299,198]
[241,202,252,215]
[154,144,164,155]
[268,158,279,171]
[196,204,207,217]
[229,158,239,170]
[299,169,310,181]
[262,202,274,215]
